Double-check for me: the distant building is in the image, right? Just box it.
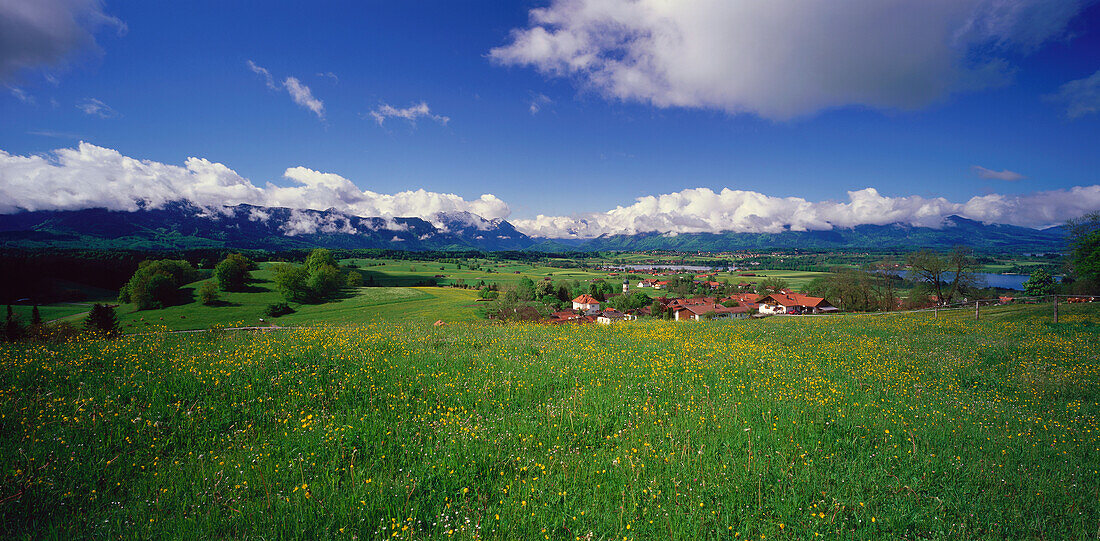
[597,310,635,324]
[572,294,601,311]
[757,293,836,315]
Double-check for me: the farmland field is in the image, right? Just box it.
[2,306,1098,539]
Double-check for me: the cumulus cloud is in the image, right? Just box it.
[971,165,1025,181]
[511,186,1100,238]
[370,101,450,126]
[0,0,125,83]
[490,0,1089,119]
[1047,69,1100,119]
[76,97,116,118]
[247,61,325,119]
[0,142,511,222]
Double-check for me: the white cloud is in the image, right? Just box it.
[247,61,325,119]
[317,71,339,84]
[529,92,552,115]
[370,101,450,126]
[511,186,1100,238]
[8,86,33,103]
[282,77,324,119]
[0,0,125,83]
[247,59,276,89]
[0,142,511,222]
[972,165,1025,181]
[2,143,1096,238]
[76,97,116,118]
[1048,69,1100,119]
[490,0,1089,119]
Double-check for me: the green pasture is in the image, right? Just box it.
[1,305,1097,539]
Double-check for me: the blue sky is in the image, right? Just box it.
[2,1,1099,237]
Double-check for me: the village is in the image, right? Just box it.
[547,275,837,324]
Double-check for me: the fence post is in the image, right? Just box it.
[975,300,980,321]
[1053,295,1058,323]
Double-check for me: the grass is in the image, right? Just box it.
[106,259,833,333]
[350,258,831,293]
[113,262,483,332]
[1,305,1098,539]
[8,303,92,323]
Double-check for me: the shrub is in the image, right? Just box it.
[346,271,364,288]
[264,302,294,317]
[28,322,80,344]
[198,280,220,305]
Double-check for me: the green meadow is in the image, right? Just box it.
[1,306,1098,539]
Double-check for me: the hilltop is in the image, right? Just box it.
[0,202,1067,252]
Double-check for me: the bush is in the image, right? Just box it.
[28,321,80,344]
[264,302,294,317]
[346,271,363,288]
[198,280,220,305]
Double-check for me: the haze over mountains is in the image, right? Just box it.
[0,201,1067,252]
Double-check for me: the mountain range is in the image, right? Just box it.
[0,201,1067,252]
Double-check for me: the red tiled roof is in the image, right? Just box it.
[760,293,830,308]
[572,294,600,304]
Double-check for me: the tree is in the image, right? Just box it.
[31,305,42,327]
[306,249,338,273]
[906,250,948,303]
[307,264,343,299]
[84,304,119,336]
[534,279,554,299]
[515,276,536,301]
[119,259,199,310]
[605,291,651,312]
[1023,268,1055,296]
[1066,211,1100,292]
[273,263,311,302]
[198,280,221,305]
[4,305,24,342]
[755,277,789,296]
[346,271,364,288]
[214,253,253,291]
[944,246,980,302]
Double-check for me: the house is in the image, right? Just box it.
[653,280,668,290]
[596,310,636,324]
[551,310,582,321]
[757,293,836,315]
[673,303,748,321]
[572,294,601,311]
